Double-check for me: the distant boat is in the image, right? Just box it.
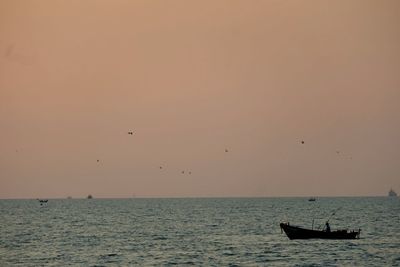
[280,222,360,240]
[308,197,316,202]
[87,194,93,199]
[37,199,48,206]
[388,189,397,197]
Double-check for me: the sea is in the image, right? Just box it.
[0,197,399,266]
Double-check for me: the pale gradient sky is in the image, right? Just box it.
[1,0,399,198]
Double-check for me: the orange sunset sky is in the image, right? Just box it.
[1,0,399,198]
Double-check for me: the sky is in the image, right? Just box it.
[1,0,399,198]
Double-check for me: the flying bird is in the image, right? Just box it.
[301,141,305,144]
[128,131,134,135]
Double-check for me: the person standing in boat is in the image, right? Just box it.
[325,222,331,232]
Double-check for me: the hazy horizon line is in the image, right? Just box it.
[0,195,393,200]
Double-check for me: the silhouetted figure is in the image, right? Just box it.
[325,222,331,232]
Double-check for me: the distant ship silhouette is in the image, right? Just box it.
[388,189,397,197]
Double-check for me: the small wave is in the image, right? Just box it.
[222,250,235,256]
[107,253,118,257]
[153,235,168,240]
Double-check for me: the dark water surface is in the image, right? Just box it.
[1,197,399,266]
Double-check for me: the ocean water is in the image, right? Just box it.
[1,197,399,266]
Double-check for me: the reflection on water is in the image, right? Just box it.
[1,197,399,266]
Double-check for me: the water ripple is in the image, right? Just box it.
[1,197,399,266]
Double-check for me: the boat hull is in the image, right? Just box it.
[280,223,360,240]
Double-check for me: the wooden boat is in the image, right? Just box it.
[280,222,360,240]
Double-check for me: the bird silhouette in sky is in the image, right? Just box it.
[301,140,305,144]
[128,131,134,135]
